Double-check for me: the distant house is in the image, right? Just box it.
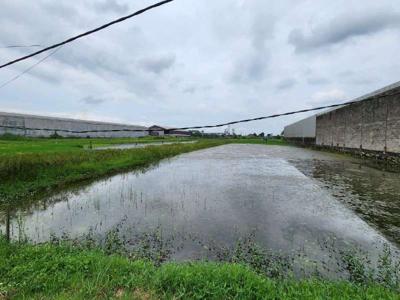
[148,125,167,136]
[148,125,191,137]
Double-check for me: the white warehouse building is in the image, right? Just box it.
[0,111,149,138]
[283,115,316,144]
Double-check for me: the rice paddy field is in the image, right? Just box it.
[0,135,399,299]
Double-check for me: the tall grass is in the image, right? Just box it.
[0,140,227,206]
[0,135,193,155]
[0,236,398,299]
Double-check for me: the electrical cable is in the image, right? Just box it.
[0,90,398,133]
[0,0,174,70]
[0,46,62,89]
[0,45,42,49]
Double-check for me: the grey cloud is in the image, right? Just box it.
[337,71,376,86]
[138,54,176,74]
[276,78,297,91]
[337,70,355,78]
[307,77,330,86]
[183,87,196,94]
[43,2,79,21]
[92,0,128,14]
[351,78,375,85]
[245,56,268,80]
[55,46,131,76]
[182,84,213,94]
[28,68,62,84]
[229,11,274,84]
[307,89,346,107]
[2,0,400,136]
[251,12,275,51]
[81,96,106,105]
[0,3,78,47]
[230,54,269,83]
[289,11,400,52]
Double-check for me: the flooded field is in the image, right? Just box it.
[1,144,399,276]
[291,157,400,246]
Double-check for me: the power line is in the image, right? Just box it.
[0,0,175,70]
[0,45,42,49]
[0,90,398,134]
[168,90,400,130]
[0,46,62,89]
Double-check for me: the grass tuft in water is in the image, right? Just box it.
[0,234,399,299]
[339,244,400,290]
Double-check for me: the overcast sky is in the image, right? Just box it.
[0,0,399,134]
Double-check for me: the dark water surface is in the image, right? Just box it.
[1,144,399,272]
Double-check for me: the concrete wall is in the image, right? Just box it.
[0,112,149,138]
[316,86,400,153]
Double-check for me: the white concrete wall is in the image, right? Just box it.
[284,115,316,138]
[316,86,400,153]
[0,112,149,138]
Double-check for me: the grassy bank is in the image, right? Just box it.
[0,139,228,206]
[0,237,397,300]
[0,135,287,155]
[0,135,192,155]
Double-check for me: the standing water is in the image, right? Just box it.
[1,144,399,277]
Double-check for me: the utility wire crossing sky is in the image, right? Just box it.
[0,0,174,70]
[1,89,398,133]
[0,0,399,134]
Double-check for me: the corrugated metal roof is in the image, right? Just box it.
[149,125,174,130]
[0,111,148,129]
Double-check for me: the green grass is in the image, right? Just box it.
[0,237,398,300]
[0,135,287,155]
[0,139,230,207]
[0,135,193,155]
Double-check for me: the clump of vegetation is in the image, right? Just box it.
[49,225,175,267]
[49,131,63,139]
[16,225,399,293]
[0,234,399,299]
[0,133,27,141]
[339,244,400,290]
[212,233,293,279]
